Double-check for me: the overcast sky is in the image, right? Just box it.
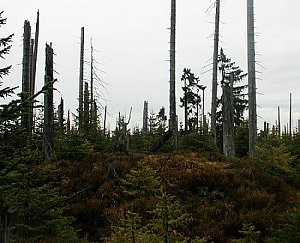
[1,0,300,131]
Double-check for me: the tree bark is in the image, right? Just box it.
[211,0,220,144]
[169,0,177,141]
[44,43,54,161]
[79,27,85,130]
[247,0,257,157]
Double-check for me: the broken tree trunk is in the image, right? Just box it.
[31,10,39,96]
[211,0,220,144]
[58,97,64,130]
[78,27,84,131]
[44,43,54,161]
[247,0,257,157]
[21,20,31,131]
[143,101,149,134]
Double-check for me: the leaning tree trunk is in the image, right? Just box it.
[44,43,54,161]
[21,20,31,131]
[78,27,85,131]
[169,0,177,141]
[211,0,220,144]
[247,0,257,157]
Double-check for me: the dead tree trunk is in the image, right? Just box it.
[278,106,281,137]
[58,97,64,130]
[21,20,31,130]
[247,0,257,157]
[103,105,107,136]
[169,0,177,140]
[211,0,220,144]
[143,101,149,134]
[78,27,85,131]
[31,10,39,96]
[67,109,71,133]
[289,93,292,136]
[83,81,89,132]
[44,43,54,161]
[222,75,235,157]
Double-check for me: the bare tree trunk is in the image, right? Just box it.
[44,43,54,161]
[169,0,177,141]
[298,119,300,134]
[184,79,188,131]
[21,20,31,130]
[103,105,107,136]
[90,40,94,106]
[31,10,39,96]
[58,97,64,130]
[143,101,149,134]
[79,27,85,131]
[278,106,281,137]
[84,81,89,132]
[247,0,257,157]
[211,0,220,144]
[67,109,71,133]
[289,93,292,136]
[222,74,235,157]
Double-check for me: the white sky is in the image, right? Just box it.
[1,0,300,131]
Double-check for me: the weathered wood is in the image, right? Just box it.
[169,0,177,140]
[83,81,89,131]
[278,106,281,137]
[289,93,292,136]
[79,27,84,130]
[58,97,64,129]
[44,43,54,161]
[211,0,220,144]
[103,105,107,136]
[21,20,31,130]
[67,109,71,133]
[143,101,149,133]
[149,130,173,153]
[222,73,235,157]
[247,0,257,156]
[31,10,39,96]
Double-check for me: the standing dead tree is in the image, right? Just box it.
[44,43,54,161]
[222,73,235,157]
[247,0,257,156]
[169,0,177,141]
[21,20,31,130]
[211,0,221,144]
[21,12,39,132]
[143,101,149,134]
[78,27,84,130]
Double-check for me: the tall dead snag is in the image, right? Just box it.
[278,106,281,137]
[247,0,257,156]
[83,81,89,132]
[21,20,31,130]
[44,43,54,161]
[143,101,149,134]
[58,97,64,130]
[31,10,39,96]
[169,0,177,141]
[67,109,71,133]
[289,93,292,136]
[103,105,107,136]
[78,27,85,130]
[222,74,235,157]
[211,0,221,144]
